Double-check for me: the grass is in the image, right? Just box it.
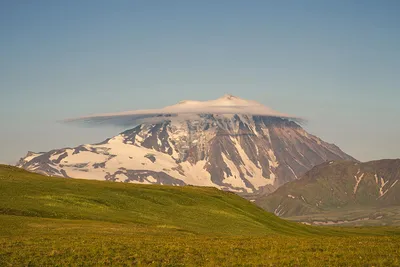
[1,165,400,266]
[0,165,316,236]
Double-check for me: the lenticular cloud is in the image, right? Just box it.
[63,94,304,127]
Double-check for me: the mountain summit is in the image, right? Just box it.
[17,95,355,197]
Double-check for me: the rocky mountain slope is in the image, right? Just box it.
[256,159,400,216]
[17,95,355,197]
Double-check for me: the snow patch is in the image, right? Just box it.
[274,204,285,216]
[353,173,365,194]
[22,153,42,162]
[267,149,279,168]
[115,173,128,182]
[287,165,298,179]
[378,177,389,197]
[221,153,250,190]
[375,174,393,198]
[146,175,157,183]
[231,138,274,188]
[179,160,215,188]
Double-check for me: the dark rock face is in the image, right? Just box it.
[17,114,356,198]
[144,154,156,163]
[105,169,185,185]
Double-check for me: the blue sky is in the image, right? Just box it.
[0,0,399,163]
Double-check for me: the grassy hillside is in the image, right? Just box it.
[0,164,317,236]
[1,165,400,266]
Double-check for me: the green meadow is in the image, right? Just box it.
[1,165,399,266]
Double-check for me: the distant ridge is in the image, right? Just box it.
[257,159,400,221]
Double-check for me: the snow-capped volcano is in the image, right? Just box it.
[17,95,355,197]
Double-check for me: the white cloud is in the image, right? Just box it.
[64,94,303,127]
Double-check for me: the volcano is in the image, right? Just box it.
[17,95,356,198]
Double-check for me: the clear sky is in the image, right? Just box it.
[0,0,399,164]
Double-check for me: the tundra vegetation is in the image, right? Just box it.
[0,165,399,266]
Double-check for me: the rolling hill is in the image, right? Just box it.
[256,159,400,225]
[0,164,314,236]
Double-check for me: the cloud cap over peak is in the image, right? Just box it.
[64,94,304,127]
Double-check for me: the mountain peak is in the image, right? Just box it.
[220,94,240,100]
[176,95,249,107]
[210,94,257,107]
[18,111,355,197]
